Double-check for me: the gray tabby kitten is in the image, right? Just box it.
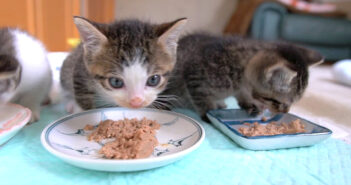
[0,28,52,122]
[162,33,323,117]
[60,17,187,112]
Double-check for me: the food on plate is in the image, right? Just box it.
[87,118,160,159]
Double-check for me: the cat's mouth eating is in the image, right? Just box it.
[129,97,146,108]
[116,98,152,109]
[253,99,290,114]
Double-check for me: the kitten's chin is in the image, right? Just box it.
[116,100,152,109]
[122,104,151,109]
[0,99,10,106]
[127,104,145,109]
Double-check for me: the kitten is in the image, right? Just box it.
[0,28,52,122]
[60,17,187,112]
[161,33,323,117]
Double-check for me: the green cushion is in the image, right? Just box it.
[250,2,351,60]
[281,14,351,46]
[251,2,287,40]
[300,44,351,61]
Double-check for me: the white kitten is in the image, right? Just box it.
[0,28,52,122]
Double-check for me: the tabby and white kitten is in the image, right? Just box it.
[0,28,52,122]
[60,17,187,112]
[162,33,323,117]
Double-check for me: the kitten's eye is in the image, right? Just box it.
[108,77,124,88]
[146,75,161,87]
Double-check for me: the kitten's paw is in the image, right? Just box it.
[215,101,227,109]
[247,107,262,116]
[239,102,261,116]
[65,103,74,114]
[29,110,40,123]
[65,101,83,114]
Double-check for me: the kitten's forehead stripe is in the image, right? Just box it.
[122,60,148,86]
[94,74,106,80]
[89,19,175,80]
[118,48,147,67]
[103,20,157,51]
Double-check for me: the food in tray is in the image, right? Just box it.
[238,119,305,137]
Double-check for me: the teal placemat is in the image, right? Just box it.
[1,104,351,185]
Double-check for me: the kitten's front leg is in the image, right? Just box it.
[186,83,217,119]
[65,99,83,114]
[16,97,41,123]
[235,92,262,115]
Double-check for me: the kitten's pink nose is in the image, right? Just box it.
[129,96,144,108]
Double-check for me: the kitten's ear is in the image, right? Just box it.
[265,63,297,93]
[73,16,108,54]
[302,48,324,66]
[156,18,187,56]
[279,43,324,66]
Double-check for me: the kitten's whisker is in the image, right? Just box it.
[157,95,179,99]
[157,95,180,101]
[148,103,156,109]
[152,100,173,110]
[156,94,182,108]
[156,98,179,102]
[151,101,165,109]
[150,103,160,109]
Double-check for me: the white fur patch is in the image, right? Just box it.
[123,61,148,97]
[8,29,52,114]
[11,29,52,92]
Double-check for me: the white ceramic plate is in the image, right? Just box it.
[41,108,205,172]
[0,103,32,146]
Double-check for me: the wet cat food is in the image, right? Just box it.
[261,116,268,122]
[87,118,160,159]
[238,119,305,137]
[83,124,95,131]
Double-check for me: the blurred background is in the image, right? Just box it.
[0,0,350,60]
[0,0,237,51]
